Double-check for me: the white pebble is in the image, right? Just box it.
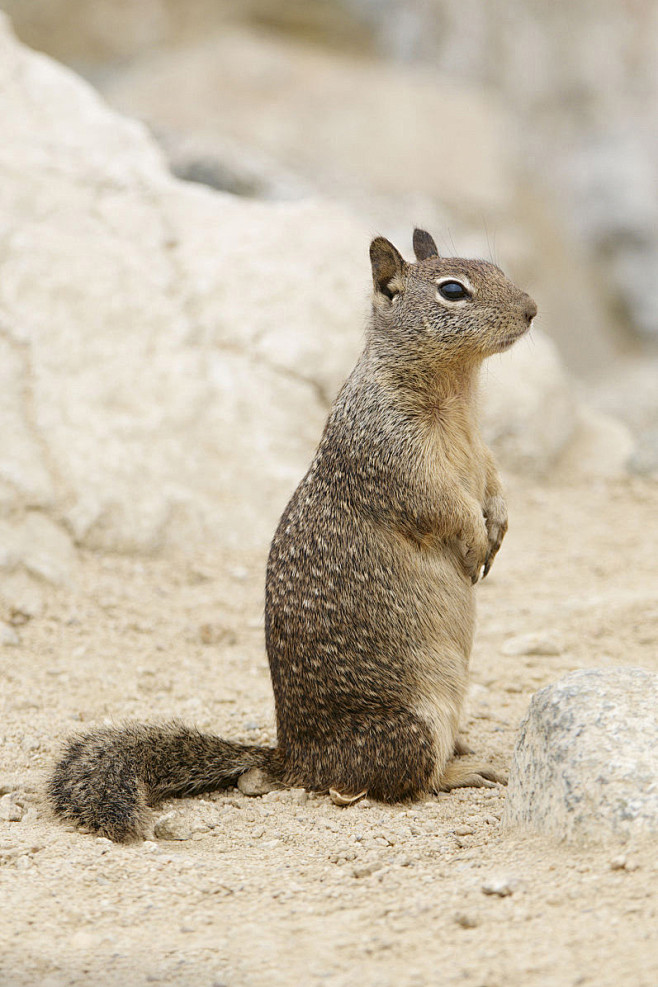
[153,812,201,841]
[482,876,515,897]
[0,794,24,822]
[0,623,20,647]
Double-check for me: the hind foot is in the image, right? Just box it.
[436,759,507,792]
[453,735,475,756]
[329,788,368,806]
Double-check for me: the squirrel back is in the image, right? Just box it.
[48,229,536,840]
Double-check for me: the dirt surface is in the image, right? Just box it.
[1,475,657,987]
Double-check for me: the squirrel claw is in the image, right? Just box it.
[329,788,367,806]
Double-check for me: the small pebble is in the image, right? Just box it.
[482,876,514,897]
[454,825,474,836]
[153,812,202,841]
[8,608,32,626]
[187,565,213,584]
[238,769,281,797]
[454,912,479,928]
[353,861,383,879]
[199,623,236,646]
[0,794,24,822]
[0,623,20,647]
[610,855,639,872]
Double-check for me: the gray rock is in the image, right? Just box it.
[503,668,658,843]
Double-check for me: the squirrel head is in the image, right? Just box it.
[369,229,537,362]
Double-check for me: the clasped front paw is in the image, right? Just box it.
[457,516,490,585]
[482,496,508,578]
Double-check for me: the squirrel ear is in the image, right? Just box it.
[412,228,439,261]
[369,236,406,300]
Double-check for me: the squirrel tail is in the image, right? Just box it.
[48,722,283,842]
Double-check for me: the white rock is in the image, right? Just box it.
[0,15,366,562]
[0,15,586,582]
[503,668,658,843]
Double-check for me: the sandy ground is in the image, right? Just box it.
[1,474,657,987]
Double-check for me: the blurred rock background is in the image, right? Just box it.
[5,0,658,352]
[0,1,656,609]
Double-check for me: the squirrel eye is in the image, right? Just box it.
[438,280,469,301]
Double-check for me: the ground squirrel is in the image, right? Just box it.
[48,229,537,841]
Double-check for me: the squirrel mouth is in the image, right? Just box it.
[497,327,529,351]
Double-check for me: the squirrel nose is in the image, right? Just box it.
[523,296,538,324]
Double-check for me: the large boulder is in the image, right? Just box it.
[503,668,658,843]
[0,14,368,578]
[97,25,626,377]
[0,16,589,611]
[102,29,512,214]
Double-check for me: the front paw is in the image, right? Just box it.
[457,515,489,585]
[482,495,508,578]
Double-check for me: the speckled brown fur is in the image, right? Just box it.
[48,230,536,841]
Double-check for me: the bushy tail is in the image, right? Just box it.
[48,722,283,842]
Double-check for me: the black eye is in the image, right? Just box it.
[438,280,469,301]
